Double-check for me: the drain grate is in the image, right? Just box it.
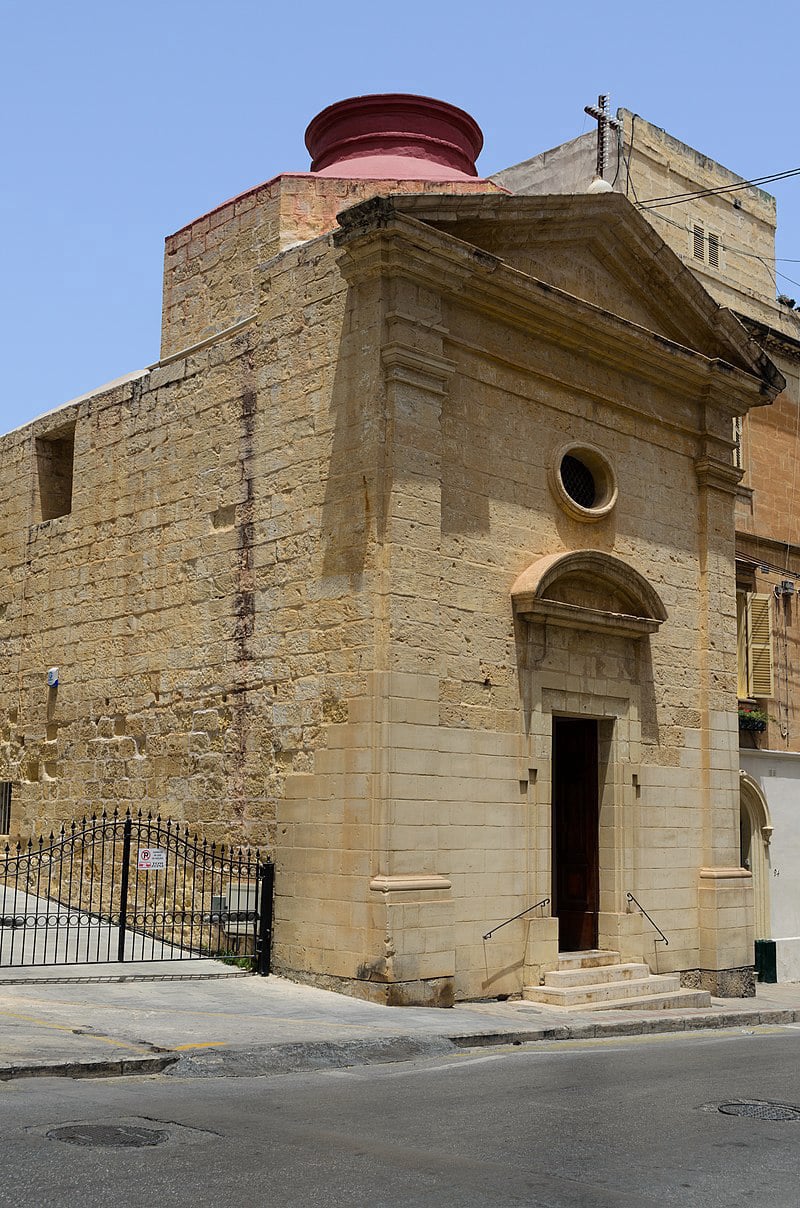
[718,1101,800,1122]
[47,1124,170,1148]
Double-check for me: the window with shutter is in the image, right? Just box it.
[747,593,774,698]
[736,591,750,699]
[708,232,720,268]
[689,221,722,269]
[693,224,705,260]
[737,590,774,698]
[737,591,774,700]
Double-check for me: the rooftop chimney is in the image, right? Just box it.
[305,93,484,181]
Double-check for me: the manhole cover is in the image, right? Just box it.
[718,1101,800,1122]
[47,1124,169,1148]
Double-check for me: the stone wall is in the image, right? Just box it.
[161,174,502,360]
[0,230,380,848]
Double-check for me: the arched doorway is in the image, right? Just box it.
[511,550,667,953]
[739,771,772,941]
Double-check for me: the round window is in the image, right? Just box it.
[549,443,617,522]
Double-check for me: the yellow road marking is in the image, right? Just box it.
[0,1008,152,1053]
[173,1041,228,1050]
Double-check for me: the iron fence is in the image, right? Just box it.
[0,810,274,972]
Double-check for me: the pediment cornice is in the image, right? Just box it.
[335,200,781,414]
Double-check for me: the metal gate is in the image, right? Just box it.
[0,811,274,973]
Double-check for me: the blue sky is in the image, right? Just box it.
[2,0,798,434]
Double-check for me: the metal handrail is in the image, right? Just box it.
[626,892,669,946]
[483,898,550,941]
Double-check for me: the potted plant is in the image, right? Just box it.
[738,704,768,733]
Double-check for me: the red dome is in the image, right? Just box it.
[305,93,484,180]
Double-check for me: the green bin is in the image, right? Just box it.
[754,938,777,983]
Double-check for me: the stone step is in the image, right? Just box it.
[524,973,682,1008]
[571,988,713,1013]
[543,962,650,988]
[555,949,620,970]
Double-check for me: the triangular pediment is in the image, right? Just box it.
[388,193,781,389]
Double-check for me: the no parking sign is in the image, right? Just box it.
[137,847,167,871]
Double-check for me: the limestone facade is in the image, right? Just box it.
[498,109,800,980]
[0,104,782,1002]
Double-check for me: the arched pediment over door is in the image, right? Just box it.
[511,550,668,638]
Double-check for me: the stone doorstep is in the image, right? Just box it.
[521,988,715,1014]
[555,949,621,969]
[522,949,713,1011]
[543,961,651,988]
[525,974,683,1007]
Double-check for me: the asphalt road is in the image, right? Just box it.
[0,1027,798,1207]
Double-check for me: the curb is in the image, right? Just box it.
[169,1035,458,1078]
[0,1054,179,1082]
[0,971,245,986]
[453,1006,800,1048]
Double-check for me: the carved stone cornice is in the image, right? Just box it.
[334,202,779,420]
[694,456,743,495]
[737,312,800,365]
[381,344,455,395]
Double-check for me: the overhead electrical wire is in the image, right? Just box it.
[588,110,800,297]
[637,166,800,209]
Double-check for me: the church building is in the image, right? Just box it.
[0,95,782,1003]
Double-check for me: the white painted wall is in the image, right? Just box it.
[740,749,800,979]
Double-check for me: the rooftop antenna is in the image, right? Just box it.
[584,93,619,193]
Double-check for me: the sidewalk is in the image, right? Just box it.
[1,966,799,1082]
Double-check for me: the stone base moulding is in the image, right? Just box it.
[367,873,456,1006]
[369,874,452,893]
[680,966,756,997]
[697,866,756,996]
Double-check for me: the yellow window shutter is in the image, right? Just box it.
[736,592,749,698]
[747,592,774,698]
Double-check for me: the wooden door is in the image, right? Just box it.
[552,717,599,951]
